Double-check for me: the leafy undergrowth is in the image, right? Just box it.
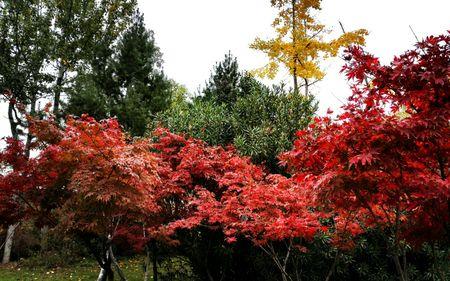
[0,257,144,281]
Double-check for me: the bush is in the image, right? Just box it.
[154,84,317,172]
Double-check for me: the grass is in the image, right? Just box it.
[0,257,146,281]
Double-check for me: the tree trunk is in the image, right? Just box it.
[25,93,37,157]
[2,224,17,264]
[393,254,408,281]
[291,0,299,95]
[325,251,340,281]
[260,243,293,281]
[96,267,114,281]
[96,240,114,281]
[304,78,309,96]
[109,246,127,281]
[2,91,37,264]
[97,268,107,281]
[293,71,299,95]
[106,267,115,281]
[152,241,158,281]
[40,226,49,253]
[97,260,114,281]
[2,98,19,264]
[7,99,19,140]
[143,246,151,281]
[53,64,66,119]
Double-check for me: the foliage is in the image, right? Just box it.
[0,138,38,226]
[201,52,243,105]
[155,57,317,170]
[232,85,316,169]
[251,0,367,94]
[0,1,448,277]
[0,0,53,144]
[280,33,450,280]
[50,0,137,116]
[65,74,110,122]
[152,33,450,281]
[66,10,172,136]
[35,116,159,238]
[4,115,161,279]
[154,99,233,146]
[0,0,53,101]
[148,128,323,280]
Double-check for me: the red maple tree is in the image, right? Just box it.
[0,138,38,227]
[280,33,449,281]
[27,115,160,280]
[150,128,324,281]
[1,32,447,281]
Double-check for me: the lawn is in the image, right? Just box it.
[0,258,146,281]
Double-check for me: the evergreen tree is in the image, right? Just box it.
[115,12,162,89]
[66,10,172,136]
[110,11,171,136]
[49,0,137,118]
[65,73,109,122]
[202,52,242,105]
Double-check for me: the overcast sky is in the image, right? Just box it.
[139,0,449,114]
[1,1,449,138]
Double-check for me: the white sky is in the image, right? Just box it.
[1,0,449,138]
[139,0,449,113]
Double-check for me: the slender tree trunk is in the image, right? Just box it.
[151,241,158,281]
[95,238,114,281]
[97,266,114,281]
[97,268,107,281]
[97,256,114,281]
[206,268,215,281]
[2,91,37,263]
[40,226,49,253]
[393,254,409,281]
[2,224,18,264]
[53,63,66,119]
[7,99,19,140]
[304,78,309,96]
[143,246,151,281]
[325,251,340,281]
[107,267,115,281]
[392,242,408,281]
[2,97,20,264]
[109,246,127,281]
[293,69,299,95]
[260,242,293,281]
[291,0,299,95]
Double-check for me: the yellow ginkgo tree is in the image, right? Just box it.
[251,0,368,95]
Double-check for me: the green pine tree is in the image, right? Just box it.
[202,52,242,106]
[66,10,172,136]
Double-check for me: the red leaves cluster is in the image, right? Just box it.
[149,128,323,245]
[281,32,450,248]
[0,115,161,246]
[48,116,160,238]
[1,33,448,254]
[0,138,36,226]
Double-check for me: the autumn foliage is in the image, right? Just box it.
[0,138,36,226]
[0,32,448,280]
[281,33,449,249]
[150,128,323,245]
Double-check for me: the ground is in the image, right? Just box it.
[0,257,145,281]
